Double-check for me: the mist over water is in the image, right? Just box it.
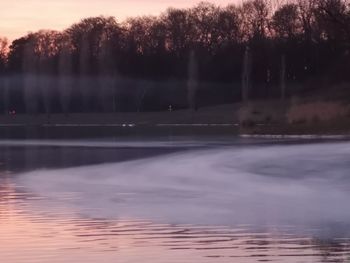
[1,1,350,261]
[16,141,350,231]
[2,138,350,262]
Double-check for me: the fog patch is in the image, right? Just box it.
[17,142,350,236]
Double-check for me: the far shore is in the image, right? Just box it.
[1,103,350,136]
[0,104,239,126]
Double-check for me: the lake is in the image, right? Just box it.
[1,127,350,263]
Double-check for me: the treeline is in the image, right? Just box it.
[0,0,350,114]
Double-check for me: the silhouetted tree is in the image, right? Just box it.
[272,3,301,40]
[0,37,7,72]
[36,30,60,117]
[22,35,39,114]
[1,0,350,113]
[58,33,74,116]
[0,37,8,113]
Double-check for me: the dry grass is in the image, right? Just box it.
[0,104,239,126]
[287,101,350,124]
[238,100,288,126]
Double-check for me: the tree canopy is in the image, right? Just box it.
[1,0,350,113]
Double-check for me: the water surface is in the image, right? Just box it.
[1,136,350,262]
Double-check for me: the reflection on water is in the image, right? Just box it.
[1,139,350,262]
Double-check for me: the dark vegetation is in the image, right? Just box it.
[0,0,350,114]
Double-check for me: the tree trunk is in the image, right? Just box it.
[242,46,252,102]
[280,54,286,100]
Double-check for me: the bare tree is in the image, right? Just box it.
[23,37,39,114]
[163,8,194,55]
[239,0,271,40]
[189,2,220,52]
[272,3,302,39]
[36,30,60,118]
[216,5,242,45]
[0,37,8,114]
[2,0,350,114]
[297,0,318,42]
[98,31,119,112]
[58,33,73,116]
[315,0,350,43]
[0,37,7,64]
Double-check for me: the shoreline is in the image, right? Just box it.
[240,134,350,140]
[0,121,349,139]
[1,102,350,137]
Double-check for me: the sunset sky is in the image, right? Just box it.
[1,0,242,42]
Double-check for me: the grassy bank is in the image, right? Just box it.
[1,97,350,136]
[0,104,239,126]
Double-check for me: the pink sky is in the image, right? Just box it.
[0,0,243,42]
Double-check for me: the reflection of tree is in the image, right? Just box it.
[0,177,19,216]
